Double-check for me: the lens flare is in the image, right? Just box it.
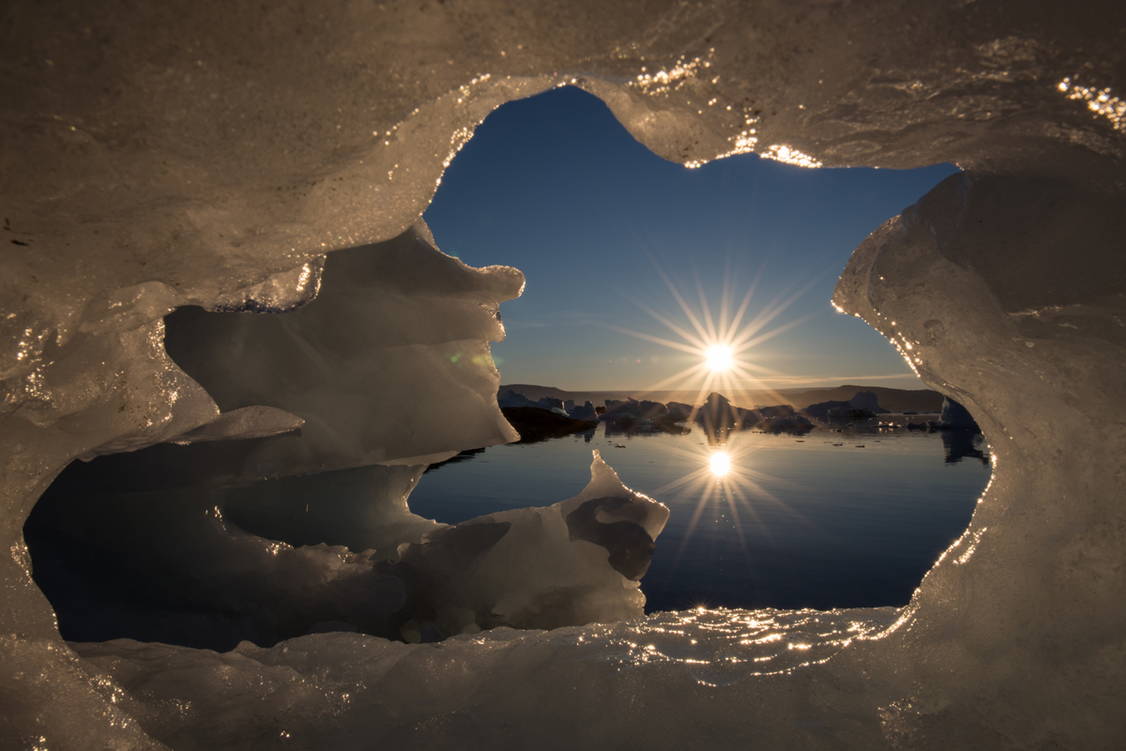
[705,345,734,373]
[604,263,817,425]
[600,263,818,561]
[708,450,731,477]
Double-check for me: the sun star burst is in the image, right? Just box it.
[603,264,816,557]
[606,264,815,424]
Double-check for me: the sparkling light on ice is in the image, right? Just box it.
[2,2,1124,749]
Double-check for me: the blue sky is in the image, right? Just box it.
[425,86,956,392]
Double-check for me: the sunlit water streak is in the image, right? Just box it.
[648,428,801,569]
[603,606,898,682]
[459,605,900,686]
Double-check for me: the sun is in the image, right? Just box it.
[708,450,732,477]
[704,344,734,373]
[603,261,814,420]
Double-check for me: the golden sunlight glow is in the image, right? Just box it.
[1057,76,1126,132]
[602,267,816,571]
[708,450,732,477]
[762,144,824,169]
[606,263,816,421]
[651,431,796,562]
[705,344,734,373]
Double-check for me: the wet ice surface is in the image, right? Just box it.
[2,1,1124,748]
[74,605,901,749]
[582,605,900,682]
[413,427,991,612]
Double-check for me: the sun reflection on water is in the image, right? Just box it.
[650,429,804,567]
[589,263,891,679]
[708,450,731,477]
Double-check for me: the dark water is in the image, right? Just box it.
[411,426,991,612]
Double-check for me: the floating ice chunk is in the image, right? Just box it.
[399,451,669,636]
[31,451,664,647]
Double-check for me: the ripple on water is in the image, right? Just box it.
[561,606,900,686]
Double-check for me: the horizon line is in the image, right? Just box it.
[502,377,933,392]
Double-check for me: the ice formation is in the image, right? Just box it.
[162,223,523,475]
[2,1,1124,749]
[28,451,664,648]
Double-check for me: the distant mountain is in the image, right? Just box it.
[501,383,943,414]
[777,385,943,413]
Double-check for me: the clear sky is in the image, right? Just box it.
[425,86,957,392]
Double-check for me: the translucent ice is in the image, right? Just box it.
[29,452,666,647]
[398,451,669,636]
[1,1,1124,749]
[164,223,523,476]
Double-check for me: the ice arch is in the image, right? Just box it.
[2,1,1124,748]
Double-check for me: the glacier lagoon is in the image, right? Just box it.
[412,426,991,613]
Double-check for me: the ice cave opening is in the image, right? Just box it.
[19,87,995,653]
[414,85,997,616]
[3,3,1124,749]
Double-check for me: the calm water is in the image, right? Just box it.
[411,426,991,612]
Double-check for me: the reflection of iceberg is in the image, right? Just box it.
[570,401,599,421]
[938,397,980,431]
[941,429,989,465]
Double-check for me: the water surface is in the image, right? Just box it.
[411,426,991,612]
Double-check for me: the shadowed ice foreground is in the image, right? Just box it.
[28,445,668,647]
[23,226,666,648]
[2,2,1125,749]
